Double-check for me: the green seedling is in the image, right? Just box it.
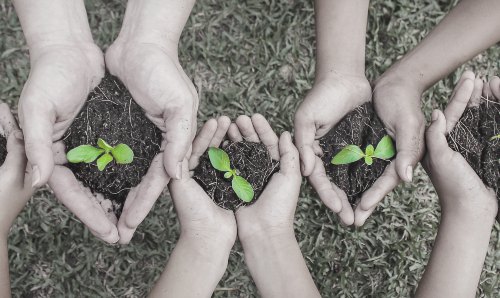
[67,138,134,171]
[208,147,254,202]
[490,134,500,141]
[331,135,396,166]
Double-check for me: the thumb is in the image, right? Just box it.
[163,105,195,180]
[393,115,425,183]
[426,109,449,157]
[19,98,55,188]
[2,131,28,183]
[278,131,300,178]
[294,111,317,176]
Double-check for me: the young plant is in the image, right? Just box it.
[331,135,395,166]
[490,134,500,141]
[67,138,134,171]
[208,147,254,202]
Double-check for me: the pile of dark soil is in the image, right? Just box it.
[63,73,162,217]
[447,100,500,220]
[193,141,280,211]
[319,102,393,206]
[0,134,6,166]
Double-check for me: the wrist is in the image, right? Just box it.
[239,227,296,252]
[441,198,498,227]
[180,229,236,255]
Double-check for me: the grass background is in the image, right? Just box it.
[1,0,499,297]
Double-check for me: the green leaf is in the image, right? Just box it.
[97,153,113,171]
[67,145,104,163]
[365,144,374,157]
[208,147,232,172]
[97,138,113,152]
[331,145,365,165]
[232,175,254,202]
[224,172,233,179]
[490,134,500,141]
[111,144,134,164]
[365,156,373,165]
[373,135,396,160]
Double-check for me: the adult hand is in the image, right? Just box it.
[0,104,34,238]
[106,38,198,243]
[294,72,371,225]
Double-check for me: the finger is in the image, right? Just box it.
[189,119,217,170]
[468,78,484,107]
[252,114,280,160]
[18,98,55,188]
[393,114,424,183]
[358,162,400,211]
[49,166,119,244]
[52,141,67,165]
[490,76,500,101]
[0,103,18,136]
[277,131,300,177]
[330,182,354,226]
[228,123,243,142]
[426,110,450,157]
[450,70,475,99]
[308,156,342,213]
[118,154,169,244]
[483,79,494,99]
[235,115,259,142]
[163,105,194,180]
[293,110,316,176]
[354,205,376,226]
[209,116,231,147]
[2,131,28,184]
[444,77,474,133]
[313,141,323,156]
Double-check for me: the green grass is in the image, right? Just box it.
[1,0,499,296]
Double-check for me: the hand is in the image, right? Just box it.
[105,38,198,242]
[0,104,34,238]
[175,116,236,245]
[226,114,301,240]
[423,72,498,220]
[294,72,371,225]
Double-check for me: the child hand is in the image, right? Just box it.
[0,104,34,238]
[422,72,498,220]
[225,114,301,241]
[173,116,237,247]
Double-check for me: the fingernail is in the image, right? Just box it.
[431,110,439,122]
[32,165,40,187]
[176,162,182,179]
[14,131,24,140]
[406,165,413,182]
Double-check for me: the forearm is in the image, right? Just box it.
[12,0,94,48]
[242,231,320,298]
[149,234,232,298]
[0,237,10,298]
[415,211,495,298]
[314,0,370,78]
[382,0,500,92]
[116,0,196,50]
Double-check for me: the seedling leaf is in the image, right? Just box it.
[224,172,233,179]
[208,147,232,172]
[373,135,396,159]
[67,145,104,163]
[365,144,374,157]
[331,145,364,165]
[97,153,113,171]
[112,144,134,164]
[97,138,113,152]
[490,134,500,141]
[365,156,373,165]
[232,175,254,202]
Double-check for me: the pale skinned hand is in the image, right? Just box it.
[105,40,198,243]
[423,72,498,218]
[223,114,301,239]
[0,104,34,238]
[175,116,236,244]
[294,72,372,225]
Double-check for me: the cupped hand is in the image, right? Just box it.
[423,72,498,219]
[294,72,371,225]
[0,104,34,237]
[19,43,104,187]
[106,40,198,242]
[225,114,302,240]
[172,116,237,244]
